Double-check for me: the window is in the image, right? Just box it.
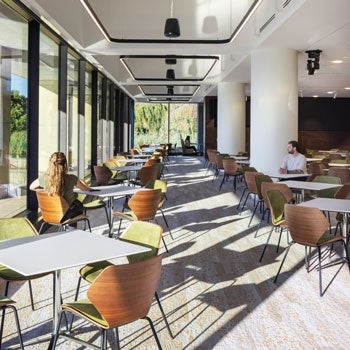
[0,3,28,218]
[39,30,59,175]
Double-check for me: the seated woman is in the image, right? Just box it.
[184,135,197,152]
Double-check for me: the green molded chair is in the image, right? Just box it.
[73,221,173,337]
[0,218,52,310]
[103,161,128,183]
[0,296,24,349]
[53,255,164,350]
[259,189,289,262]
[313,175,342,198]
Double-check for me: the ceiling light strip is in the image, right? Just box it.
[230,0,263,43]
[80,0,110,42]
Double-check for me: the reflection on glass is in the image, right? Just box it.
[0,3,28,218]
[85,69,92,178]
[67,52,79,174]
[39,30,59,175]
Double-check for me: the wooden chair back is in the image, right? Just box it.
[284,204,329,246]
[334,184,350,199]
[222,158,239,175]
[94,165,113,185]
[145,158,160,167]
[137,166,159,186]
[261,182,293,209]
[88,254,162,328]
[308,161,327,175]
[36,191,69,224]
[244,171,263,194]
[327,167,350,184]
[128,189,162,221]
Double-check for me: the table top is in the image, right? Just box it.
[265,172,309,180]
[0,230,150,276]
[306,157,324,162]
[110,165,142,171]
[128,154,151,159]
[328,163,350,167]
[279,180,342,191]
[122,158,147,164]
[230,155,249,160]
[298,198,350,213]
[75,185,142,197]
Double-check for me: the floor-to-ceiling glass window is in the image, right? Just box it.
[84,67,92,177]
[133,103,198,149]
[0,2,28,218]
[38,30,59,176]
[96,74,103,165]
[67,51,79,174]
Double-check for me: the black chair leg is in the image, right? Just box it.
[155,292,174,338]
[259,226,274,262]
[274,244,292,283]
[160,209,173,239]
[144,316,163,350]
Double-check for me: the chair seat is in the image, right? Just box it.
[0,265,47,281]
[79,261,113,283]
[63,300,109,328]
[82,199,106,210]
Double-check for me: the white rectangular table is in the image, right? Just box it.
[328,163,350,167]
[265,172,310,181]
[75,185,142,236]
[0,230,150,348]
[298,198,350,243]
[278,180,342,202]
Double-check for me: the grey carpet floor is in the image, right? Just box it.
[2,156,350,349]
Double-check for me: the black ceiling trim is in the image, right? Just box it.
[82,0,262,44]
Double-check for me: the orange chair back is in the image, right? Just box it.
[36,191,69,224]
[128,189,162,221]
[88,254,162,328]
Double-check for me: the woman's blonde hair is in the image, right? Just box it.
[47,152,68,196]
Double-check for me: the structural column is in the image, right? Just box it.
[250,48,298,172]
[217,82,246,154]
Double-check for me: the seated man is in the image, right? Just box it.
[279,140,307,174]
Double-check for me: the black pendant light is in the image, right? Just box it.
[166,69,175,80]
[164,0,180,38]
[167,86,174,95]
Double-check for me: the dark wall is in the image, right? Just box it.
[299,97,350,131]
[204,96,350,154]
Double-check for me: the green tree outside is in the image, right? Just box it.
[134,103,198,149]
[10,90,27,157]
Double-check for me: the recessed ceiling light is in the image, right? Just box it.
[313,95,319,98]
[345,87,350,90]
[331,60,343,64]
[326,91,334,94]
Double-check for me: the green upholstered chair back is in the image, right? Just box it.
[119,221,163,263]
[255,174,273,200]
[313,175,342,198]
[266,190,287,226]
[0,217,38,241]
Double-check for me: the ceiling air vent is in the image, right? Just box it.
[283,0,293,8]
[259,14,275,34]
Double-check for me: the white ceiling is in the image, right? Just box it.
[23,0,350,101]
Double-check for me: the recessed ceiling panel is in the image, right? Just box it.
[81,0,261,43]
[120,55,219,81]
